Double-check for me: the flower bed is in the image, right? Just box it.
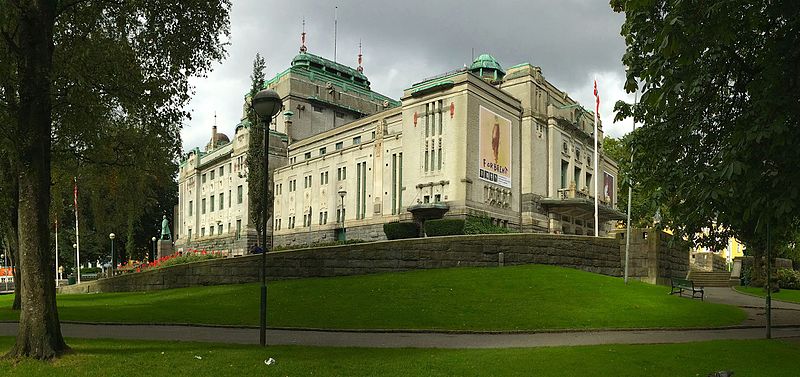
[115,250,226,274]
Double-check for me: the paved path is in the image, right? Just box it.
[703,287,800,326]
[1,322,799,348]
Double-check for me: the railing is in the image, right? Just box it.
[556,186,610,207]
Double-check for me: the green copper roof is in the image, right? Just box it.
[260,52,400,108]
[469,53,505,81]
[291,52,370,89]
[470,54,505,75]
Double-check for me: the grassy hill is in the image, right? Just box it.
[0,265,745,330]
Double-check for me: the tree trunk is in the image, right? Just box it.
[4,0,69,360]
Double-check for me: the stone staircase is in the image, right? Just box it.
[687,270,734,287]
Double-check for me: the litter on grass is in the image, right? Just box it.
[265,358,276,365]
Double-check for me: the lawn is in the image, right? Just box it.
[0,337,795,376]
[736,286,800,303]
[0,265,746,330]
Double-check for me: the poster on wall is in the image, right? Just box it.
[603,171,615,205]
[478,106,512,188]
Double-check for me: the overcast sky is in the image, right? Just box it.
[181,0,635,152]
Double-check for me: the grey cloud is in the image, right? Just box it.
[182,0,629,151]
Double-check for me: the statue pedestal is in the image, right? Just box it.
[157,240,173,259]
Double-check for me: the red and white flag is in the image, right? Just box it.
[73,177,79,213]
[593,79,600,118]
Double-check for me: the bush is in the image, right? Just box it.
[777,268,800,290]
[464,216,513,235]
[424,219,466,236]
[383,222,419,240]
[272,239,365,251]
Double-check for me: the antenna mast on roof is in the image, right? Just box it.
[357,40,363,73]
[300,18,307,53]
[333,5,338,62]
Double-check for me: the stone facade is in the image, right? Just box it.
[59,230,687,294]
[611,228,689,285]
[691,251,728,272]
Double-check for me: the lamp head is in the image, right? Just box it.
[338,189,347,199]
[252,89,281,119]
[109,233,115,240]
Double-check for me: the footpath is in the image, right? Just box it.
[1,287,798,348]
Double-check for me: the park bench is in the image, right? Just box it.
[670,277,704,301]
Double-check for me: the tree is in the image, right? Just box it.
[246,53,269,245]
[0,0,231,360]
[611,1,800,280]
[602,135,659,228]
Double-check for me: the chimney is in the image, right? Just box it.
[211,125,217,150]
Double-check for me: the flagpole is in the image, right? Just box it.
[74,177,81,285]
[593,77,599,237]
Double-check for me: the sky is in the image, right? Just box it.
[181,0,636,152]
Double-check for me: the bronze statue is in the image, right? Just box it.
[161,215,171,240]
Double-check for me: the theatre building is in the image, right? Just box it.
[175,47,624,253]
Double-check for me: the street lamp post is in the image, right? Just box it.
[109,233,116,277]
[338,189,347,241]
[251,88,282,347]
[151,236,157,263]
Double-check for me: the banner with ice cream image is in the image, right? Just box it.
[478,106,511,188]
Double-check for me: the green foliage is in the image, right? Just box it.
[272,239,365,251]
[464,216,513,234]
[612,1,800,259]
[152,253,222,270]
[602,136,658,228]
[424,219,466,236]
[383,222,419,240]
[776,268,800,290]
[246,53,269,242]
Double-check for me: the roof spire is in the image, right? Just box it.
[357,40,363,73]
[300,18,307,53]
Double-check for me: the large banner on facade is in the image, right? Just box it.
[478,106,512,188]
[603,171,615,205]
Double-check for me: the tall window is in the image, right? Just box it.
[219,193,224,210]
[236,220,241,239]
[237,185,243,204]
[355,161,367,219]
[202,198,206,214]
[561,160,569,189]
[188,201,193,216]
[210,196,215,212]
[574,168,582,189]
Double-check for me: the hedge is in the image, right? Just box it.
[383,222,419,240]
[425,219,466,236]
[464,216,513,235]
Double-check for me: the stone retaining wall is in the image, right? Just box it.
[59,233,621,294]
[60,230,689,294]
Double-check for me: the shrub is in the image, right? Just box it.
[272,239,365,251]
[383,222,419,240]
[464,216,513,235]
[424,219,466,236]
[777,268,800,290]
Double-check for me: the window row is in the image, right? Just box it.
[189,186,244,216]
